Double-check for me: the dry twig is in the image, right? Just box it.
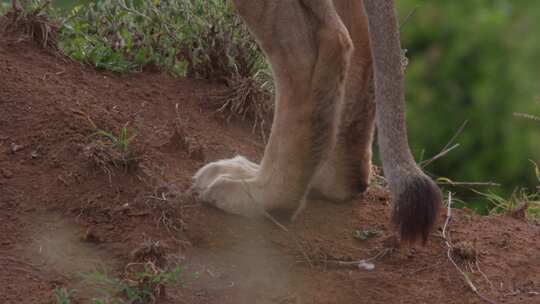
[399,5,420,30]
[437,181,500,187]
[421,120,468,168]
[514,112,540,122]
[324,248,390,271]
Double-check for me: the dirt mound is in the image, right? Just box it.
[0,36,539,304]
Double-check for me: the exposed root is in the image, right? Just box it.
[1,0,59,52]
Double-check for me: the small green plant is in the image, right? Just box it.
[125,263,183,301]
[84,121,141,173]
[53,287,74,304]
[96,125,135,153]
[85,263,183,304]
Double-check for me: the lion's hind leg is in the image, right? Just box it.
[309,1,376,203]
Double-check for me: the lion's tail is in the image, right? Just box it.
[363,0,442,244]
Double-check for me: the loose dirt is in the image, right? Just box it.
[1,34,539,304]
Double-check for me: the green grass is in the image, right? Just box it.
[85,264,183,304]
[53,287,74,304]
[4,0,268,80]
[470,187,540,221]
[55,0,267,79]
[85,123,141,171]
[95,125,135,154]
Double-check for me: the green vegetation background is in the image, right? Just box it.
[3,0,539,213]
[396,0,539,212]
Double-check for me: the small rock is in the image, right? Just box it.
[30,150,39,159]
[357,261,375,271]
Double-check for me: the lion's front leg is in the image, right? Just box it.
[192,0,352,217]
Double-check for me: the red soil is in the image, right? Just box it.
[0,35,539,304]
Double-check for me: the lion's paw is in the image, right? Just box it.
[192,156,264,217]
[192,155,258,191]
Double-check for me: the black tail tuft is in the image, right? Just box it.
[391,174,442,244]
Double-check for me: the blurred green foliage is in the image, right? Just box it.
[396,0,540,212]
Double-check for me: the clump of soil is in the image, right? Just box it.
[0,34,539,304]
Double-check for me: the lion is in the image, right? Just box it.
[192,0,442,244]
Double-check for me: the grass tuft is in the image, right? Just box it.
[214,75,273,140]
[86,261,182,304]
[84,123,142,175]
[472,187,540,222]
[53,287,74,304]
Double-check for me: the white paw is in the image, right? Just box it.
[192,156,264,217]
[200,175,264,216]
[192,155,259,192]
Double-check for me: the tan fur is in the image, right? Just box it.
[192,0,441,243]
